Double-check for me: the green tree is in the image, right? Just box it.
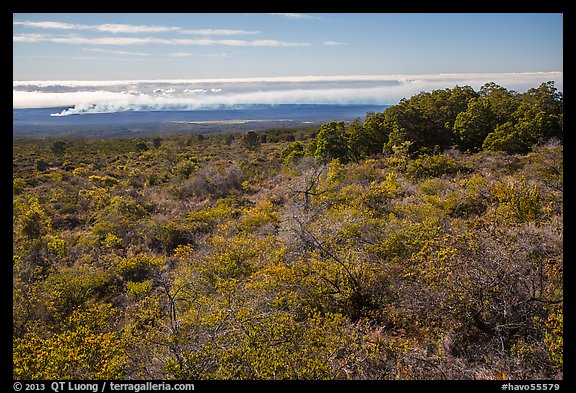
[479,82,519,124]
[360,111,390,155]
[36,159,49,172]
[483,82,562,153]
[346,118,365,162]
[381,86,479,154]
[242,131,260,150]
[514,81,563,143]
[50,140,66,155]
[314,121,350,163]
[347,113,390,161]
[454,97,497,152]
[135,141,148,152]
[482,121,531,153]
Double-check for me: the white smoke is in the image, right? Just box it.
[12,72,563,115]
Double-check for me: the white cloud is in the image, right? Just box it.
[13,34,46,43]
[201,53,231,58]
[14,20,260,36]
[94,24,179,34]
[84,48,150,56]
[168,52,193,57]
[14,21,78,30]
[180,29,260,36]
[323,41,346,46]
[151,88,177,95]
[269,13,318,20]
[13,34,154,45]
[14,20,179,34]
[13,33,310,47]
[13,89,127,110]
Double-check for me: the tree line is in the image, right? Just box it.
[310,81,562,163]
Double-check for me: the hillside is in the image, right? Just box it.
[13,82,563,380]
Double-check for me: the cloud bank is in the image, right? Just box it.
[13,72,563,116]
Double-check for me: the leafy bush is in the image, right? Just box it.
[281,141,305,166]
[407,154,469,179]
[174,158,199,179]
[14,304,127,379]
[44,265,113,317]
[13,177,26,195]
[18,197,52,241]
[126,280,153,301]
[490,180,543,222]
[115,254,164,281]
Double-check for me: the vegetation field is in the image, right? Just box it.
[13,82,563,380]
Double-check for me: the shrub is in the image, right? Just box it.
[407,153,469,179]
[18,197,51,240]
[36,159,49,172]
[174,159,199,179]
[490,180,543,222]
[115,254,164,281]
[135,141,148,152]
[13,304,127,379]
[13,177,26,195]
[126,280,153,301]
[238,199,280,233]
[102,233,123,249]
[50,140,66,155]
[151,219,198,254]
[89,174,120,188]
[44,265,113,317]
[177,164,243,200]
[281,142,305,166]
[242,131,260,150]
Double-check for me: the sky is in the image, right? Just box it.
[12,13,563,111]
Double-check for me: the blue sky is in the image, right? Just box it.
[12,13,563,110]
[13,13,563,80]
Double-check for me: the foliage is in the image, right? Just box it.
[13,81,562,380]
[17,196,52,240]
[309,81,561,156]
[126,280,153,301]
[406,153,470,179]
[281,141,305,166]
[14,304,127,379]
[50,140,67,155]
[314,121,350,163]
[242,131,260,150]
